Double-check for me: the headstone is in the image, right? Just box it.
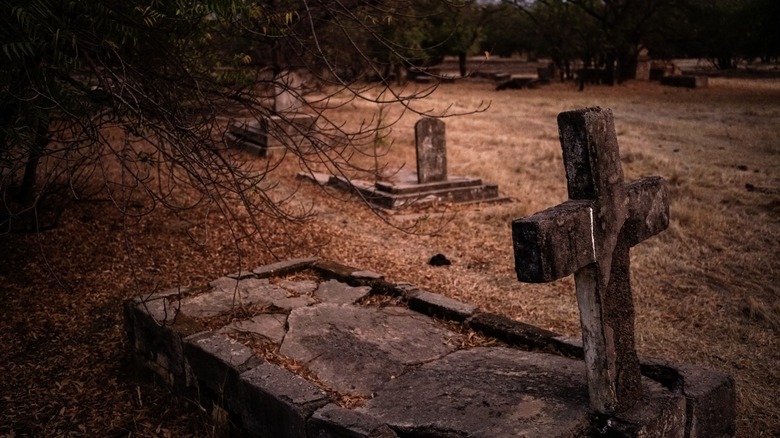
[512,107,670,414]
[274,70,303,113]
[303,116,507,208]
[537,63,554,83]
[635,48,652,81]
[415,118,447,184]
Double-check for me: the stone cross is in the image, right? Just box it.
[415,118,447,184]
[512,107,669,414]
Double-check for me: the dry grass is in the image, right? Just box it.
[303,78,780,436]
[1,78,778,437]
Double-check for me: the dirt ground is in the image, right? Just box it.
[1,77,778,437]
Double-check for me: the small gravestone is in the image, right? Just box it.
[415,118,447,184]
[537,63,555,83]
[274,70,303,113]
[303,117,507,209]
[635,48,652,81]
[227,70,316,156]
[513,107,670,414]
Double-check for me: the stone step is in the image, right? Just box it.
[374,176,483,195]
[330,175,504,209]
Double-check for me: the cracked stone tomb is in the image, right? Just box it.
[303,117,508,209]
[125,108,735,437]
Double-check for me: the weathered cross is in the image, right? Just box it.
[512,107,670,414]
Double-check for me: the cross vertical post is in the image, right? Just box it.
[512,107,670,414]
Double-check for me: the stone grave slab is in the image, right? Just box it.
[279,303,462,395]
[300,116,507,209]
[218,313,289,344]
[126,257,735,438]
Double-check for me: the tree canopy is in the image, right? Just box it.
[1,0,776,236]
[0,0,484,240]
[499,0,779,82]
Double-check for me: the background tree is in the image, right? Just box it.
[418,0,494,77]
[0,0,477,240]
[664,0,780,69]
[480,3,532,58]
[507,0,780,81]
[507,0,603,79]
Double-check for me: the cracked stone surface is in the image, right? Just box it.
[128,260,735,438]
[277,279,318,295]
[279,303,462,395]
[218,313,289,344]
[357,347,591,437]
[178,277,314,317]
[314,279,371,305]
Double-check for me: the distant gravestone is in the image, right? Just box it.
[415,118,447,184]
[635,48,652,81]
[537,63,554,83]
[512,107,670,414]
[274,70,303,113]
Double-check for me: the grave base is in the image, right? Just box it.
[303,169,510,209]
[660,75,709,89]
[124,258,735,438]
[227,114,317,157]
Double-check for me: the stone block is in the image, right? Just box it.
[594,381,687,437]
[660,75,708,89]
[278,279,318,295]
[179,277,281,318]
[315,279,371,305]
[351,270,384,281]
[358,347,591,437]
[308,404,398,438]
[237,363,329,438]
[391,283,420,300]
[183,332,261,408]
[218,313,288,345]
[467,312,582,357]
[226,269,257,280]
[682,365,736,438]
[408,290,477,322]
[279,303,462,395]
[252,258,318,278]
[124,298,205,388]
[313,259,358,281]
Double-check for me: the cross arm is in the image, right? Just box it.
[513,200,597,283]
[624,176,670,247]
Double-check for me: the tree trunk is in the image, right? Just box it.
[716,56,734,70]
[617,51,638,83]
[17,118,49,205]
[0,97,15,154]
[603,53,617,86]
[458,52,468,77]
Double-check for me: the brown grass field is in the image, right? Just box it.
[1,77,778,436]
